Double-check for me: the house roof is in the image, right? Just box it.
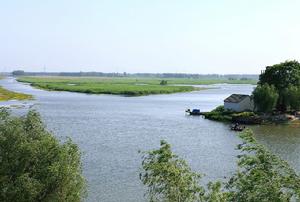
[224,94,249,103]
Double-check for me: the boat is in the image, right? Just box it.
[230,123,246,131]
[186,109,202,115]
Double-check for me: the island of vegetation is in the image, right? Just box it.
[202,60,300,124]
[17,76,211,96]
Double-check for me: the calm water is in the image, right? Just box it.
[1,78,300,202]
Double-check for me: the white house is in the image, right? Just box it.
[224,94,254,112]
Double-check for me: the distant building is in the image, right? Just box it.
[224,94,254,112]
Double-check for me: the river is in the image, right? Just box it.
[1,77,300,202]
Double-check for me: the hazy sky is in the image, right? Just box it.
[1,0,299,73]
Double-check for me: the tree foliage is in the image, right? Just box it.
[0,109,86,202]
[259,60,300,111]
[160,80,168,85]
[285,85,300,111]
[140,130,300,202]
[226,130,300,201]
[12,70,25,76]
[140,140,205,202]
[252,84,278,113]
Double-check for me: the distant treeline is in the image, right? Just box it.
[10,70,258,80]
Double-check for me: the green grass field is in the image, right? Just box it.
[17,76,257,96]
[17,76,200,96]
[0,86,33,101]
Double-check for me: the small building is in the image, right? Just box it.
[224,94,254,112]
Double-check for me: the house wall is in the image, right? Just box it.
[224,97,254,112]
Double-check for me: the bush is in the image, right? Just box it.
[232,112,255,118]
[202,106,233,122]
[214,105,225,113]
[0,110,86,202]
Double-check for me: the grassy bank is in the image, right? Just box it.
[202,106,262,124]
[18,76,258,85]
[17,76,207,96]
[0,86,32,101]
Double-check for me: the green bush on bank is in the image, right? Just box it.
[203,106,233,122]
[231,111,256,118]
[0,110,86,202]
[203,106,258,123]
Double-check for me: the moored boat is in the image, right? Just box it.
[186,109,202,115]
[230,123,246,131]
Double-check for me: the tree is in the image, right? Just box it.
[160,80,168,85]
[225,130,300,201]
[286,85,300,111]
[12,70,25,76]
[259,60,300,111]
[0,110,86,202]
[252,84,278,113]
[140,130,300,201]
[140,140,205,202]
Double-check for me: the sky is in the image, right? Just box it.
[0,0,299,74]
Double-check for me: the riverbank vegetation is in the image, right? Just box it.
[203,60,300,124]
[202,106,261,124]
[255,60,300,112]
[0,86,32,101]
[18,76,257,85]
[0,110,86,201]
[17,76,211,96]
[140,129,300,201]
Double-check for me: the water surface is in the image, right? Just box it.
[1,78,299,202]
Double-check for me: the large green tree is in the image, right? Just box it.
[285,85,300,111]
[252,84,278,113]
[0,110,86,202]
[259,60,300,111]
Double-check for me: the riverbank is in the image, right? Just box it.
[17,76,210,96]
[201,106,262,124]
[201,106,300,125]
[0,86,32,101]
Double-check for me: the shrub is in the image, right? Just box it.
[232,112,255,118]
